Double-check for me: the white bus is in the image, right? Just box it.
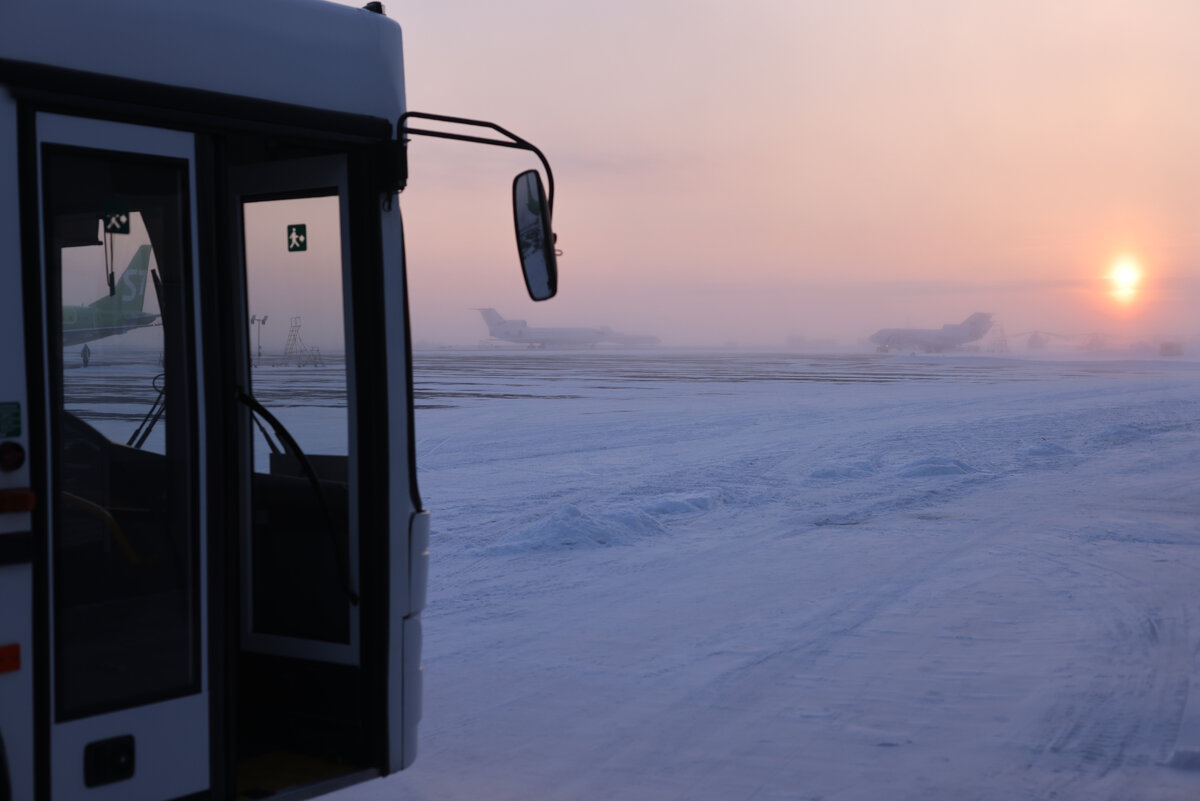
[0,2,558,799]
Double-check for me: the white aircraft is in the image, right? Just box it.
[476,308,659,348]
[869,312,993,353]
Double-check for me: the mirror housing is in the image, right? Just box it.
[512,170,557,301]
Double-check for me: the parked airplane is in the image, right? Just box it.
[869,312,993,353]
[596,327,660,346]
[62,244,160,346]
[476,308,659,348]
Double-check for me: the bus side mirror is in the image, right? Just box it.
[512,170,557,301]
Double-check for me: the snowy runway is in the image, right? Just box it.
[321,351,1198,800]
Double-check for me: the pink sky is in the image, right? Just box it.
[332,0,1200,348]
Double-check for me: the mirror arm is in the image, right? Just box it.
[397,111,555,214]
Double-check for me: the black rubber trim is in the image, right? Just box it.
[345,147,392,770]
[0,725,11,801]
[196,132,236,801]
[0,533,33,566]
[0,58,392,144]
[16,98,51,801]
[397,212,422,513]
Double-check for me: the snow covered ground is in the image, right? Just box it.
[326,350,1200,801]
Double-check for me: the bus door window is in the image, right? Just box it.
[238,187,358,659]
[43,147,198,721]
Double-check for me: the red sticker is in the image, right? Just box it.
[0,643,19,673]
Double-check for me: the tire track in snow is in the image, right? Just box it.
[561,529,999,799]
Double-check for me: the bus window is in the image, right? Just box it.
[241,192,354,648]
[43,147,198,721]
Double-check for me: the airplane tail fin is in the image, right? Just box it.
[963,312,994,339]
[476,308,506,336]
[90,245,152,313]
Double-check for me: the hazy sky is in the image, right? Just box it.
[332,0,1200,348]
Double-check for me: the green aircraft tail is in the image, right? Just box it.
[89,245,152,313]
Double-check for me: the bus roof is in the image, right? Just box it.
[1,0,405,125]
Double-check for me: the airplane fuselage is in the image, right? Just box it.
[869,313,993,353]
[61,306,160,346]
[491,323,605,348]
[477,308,658,348]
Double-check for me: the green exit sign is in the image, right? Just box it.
[104,204,130,235]
[288,224,307,252]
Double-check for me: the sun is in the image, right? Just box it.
[1107,254,1143,304]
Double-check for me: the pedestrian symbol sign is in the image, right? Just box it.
[104,204,130,235]
[288,224,307,252]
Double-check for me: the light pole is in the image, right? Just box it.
[249,314,268,366]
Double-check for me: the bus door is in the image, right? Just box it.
[35,114,208,801]
[225,155,379,797]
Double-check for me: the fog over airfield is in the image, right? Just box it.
[330,0,1200,349]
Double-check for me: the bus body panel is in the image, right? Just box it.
[0,85,36,801]
[0,0,405,124]
[0,69,31,534]
[379,185,422,772]
[0,567,34,801]
[35,112,211,801]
